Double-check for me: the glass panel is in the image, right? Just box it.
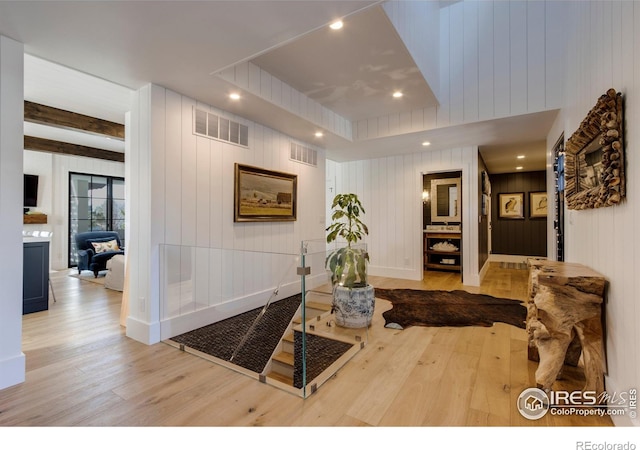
[113,200,125,220]
[112,179,125,200]
[160,242,368,398]
[113,220,125,239]
[91,220,107,231]
[70,174,92,198]
[91,198,107,221]
[69,173,126,267]
[74,219,91,234]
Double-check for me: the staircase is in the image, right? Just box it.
[266,298,333,386]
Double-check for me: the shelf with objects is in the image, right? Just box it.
[424,230,462,272]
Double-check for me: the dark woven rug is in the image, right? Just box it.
[170,294,302,374]
[375,288,526,330]
[293,331,353,389]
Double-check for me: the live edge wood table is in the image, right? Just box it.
[526,259,607,394]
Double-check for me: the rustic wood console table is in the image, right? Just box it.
[526,259,607,394]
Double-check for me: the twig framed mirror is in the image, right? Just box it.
[565,88,625,210]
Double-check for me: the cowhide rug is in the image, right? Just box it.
[375,288,527,330]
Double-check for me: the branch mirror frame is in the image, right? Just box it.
[565,88,625,210]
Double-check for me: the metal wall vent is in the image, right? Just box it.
[193,107,249,147]
[290,142,317,167]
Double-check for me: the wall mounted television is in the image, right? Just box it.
[24,174,39,208]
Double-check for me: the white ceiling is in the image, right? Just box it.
[1,0,553,173]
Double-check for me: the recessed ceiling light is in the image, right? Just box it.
[517,155,525,159]
[393,91,403,98]
[422,141,431,146]
[229,93,240,100]
[315,131,323,138]
[516,166,524,170]
[329,20,343,30]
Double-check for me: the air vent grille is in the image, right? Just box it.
[193,107,248,147]
[290,143,317,167]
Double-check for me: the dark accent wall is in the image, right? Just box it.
[478,155,489,269]
[491,171,547,257]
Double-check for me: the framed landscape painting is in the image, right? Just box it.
[234,163,297,222]
[498,192,524,219]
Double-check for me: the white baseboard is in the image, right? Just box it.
[489,254,546,264]
[0,352,25,390]
[479,258,491,283]
[126,317,161,345]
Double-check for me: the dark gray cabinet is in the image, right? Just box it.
[23,241,49,314]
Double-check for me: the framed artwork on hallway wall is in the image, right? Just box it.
[234,163,297,222]
[529,192,548,218]
[498,192,524,219]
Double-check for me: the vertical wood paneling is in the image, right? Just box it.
[527,1,546,112]
[181,97,197,247]
[493,0,511,117]
[195,132,210,248]
[334,146,479,284]
[150,86,326,335]
[488,171,548,257]
[478,0,495,120]
[562,1,639,424]
[449,2,465,125]
[0,35,25,390]
[164,90,182,245]
[438,5,451,127]
[545,0,565,109]
[463,0,479,123]
[509,0,528,115]
[248,62,261,96]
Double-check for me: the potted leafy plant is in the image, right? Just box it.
[326,193,375,328]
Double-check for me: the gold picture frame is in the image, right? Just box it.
[234,163,297,222]
[498,193,524,219]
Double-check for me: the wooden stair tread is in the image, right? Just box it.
[283,333,294,343]
[304,301,332,312]
[267,371,293,385]
[272,351,294,366]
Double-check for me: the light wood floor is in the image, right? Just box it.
[0,264,613,427]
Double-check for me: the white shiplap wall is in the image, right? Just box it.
[0,35,26,390]
[329,145,480,286]
[354,0,567,141]
[128,84,327,342]
[560,0,639,427]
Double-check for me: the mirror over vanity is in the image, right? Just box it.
[565,88,625,210]
[431,177,461,223]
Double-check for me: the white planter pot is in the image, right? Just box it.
[333,284,375,328]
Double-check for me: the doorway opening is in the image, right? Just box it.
[422,171,463,279]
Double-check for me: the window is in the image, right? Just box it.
[68,173,125,267]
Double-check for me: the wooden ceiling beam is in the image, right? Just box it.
[24,101,125,140]
[24,136,125,163]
